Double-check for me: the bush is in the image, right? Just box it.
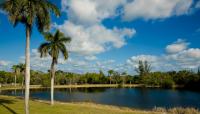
[161,79,174,88]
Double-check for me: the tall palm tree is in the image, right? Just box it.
[0,0,60,113]
[38,30,71,105]
[12,65,21,87]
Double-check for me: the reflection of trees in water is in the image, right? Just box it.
[136,88,150,103]
[77,87,108,93]
[55,87,108,93]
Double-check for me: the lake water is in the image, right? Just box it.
[1,87,200,109]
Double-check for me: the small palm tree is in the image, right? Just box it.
[0,0,60,113]
[12,65,21,87]
[38,30,71,105]
[108,70,114,84]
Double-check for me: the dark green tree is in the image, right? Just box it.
[135,60,151,77]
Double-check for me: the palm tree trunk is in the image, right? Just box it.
[109,76,111,84]
[14,74,16,87]
[22,76,24,87]
[25,26,31,114]
[51,58,56,105]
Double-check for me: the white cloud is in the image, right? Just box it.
[54,21,136,55]
[126,55,162,70]
[0,60,10,66]
[62,0,126,25]
[0,60,12,71]
[165,39,190,54]
[85,55,97,61]
[126,39,200,73]
[165,48,200,69]
[123,0,193,21]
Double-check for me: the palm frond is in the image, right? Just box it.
[39,30,70,64]
[38,42,51,58]
[43,32,54,41]
[58,43,68,60]
[58,37,71,44]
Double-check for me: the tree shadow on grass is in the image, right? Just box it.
[0,98,18,114]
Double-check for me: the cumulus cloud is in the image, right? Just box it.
[126,39,200,73]
[165,39,190,54]
[62,0,126,25]
[85,55,97,61]
[54,21,136,55]
[0,60,12,71]
[0,60,10,66]
[123,0,193,21]
[165,48,200,69]
[126,55,165,71]
[18,49,117,73]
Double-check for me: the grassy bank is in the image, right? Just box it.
[0,95,199,114]
[0,95,154,114]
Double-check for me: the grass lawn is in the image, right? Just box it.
[0,95,199,114]
[0,95,157,114]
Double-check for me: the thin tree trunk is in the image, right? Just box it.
[22,76,24,87]
[14,74,16,87]
[25,26,31,114]
[109,76,111,84]
[51,58,56,105]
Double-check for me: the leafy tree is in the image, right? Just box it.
[38,30,71,105]
[135,60,151,77]
[0,0,60,113]
[121,72,127,85]
[112,71,121,84]
[108,70,114,84]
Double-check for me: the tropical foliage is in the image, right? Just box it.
[38,30,71,105]
[0,0,60,113]
[1,66,200,89]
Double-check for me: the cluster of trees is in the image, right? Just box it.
[1,61,200,89]
[0,69,135,86]
[135,61,200,88]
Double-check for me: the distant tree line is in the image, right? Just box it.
[0,61,200,89]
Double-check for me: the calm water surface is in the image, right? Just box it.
[1,87,200,109]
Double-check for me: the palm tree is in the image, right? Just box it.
[121,72,127,85]
[0,0,60,113]
[108,70,114,84]
[12,65,21,87]
[38,30,71,105]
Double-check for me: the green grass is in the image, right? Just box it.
[0,95,157,114]
[0,95,199,114]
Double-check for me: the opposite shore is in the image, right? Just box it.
[0,84,185,90]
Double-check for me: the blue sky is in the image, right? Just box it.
[0,0,200,74]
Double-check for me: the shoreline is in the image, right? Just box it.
[0,84,185,90]
[0,95,199,114]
